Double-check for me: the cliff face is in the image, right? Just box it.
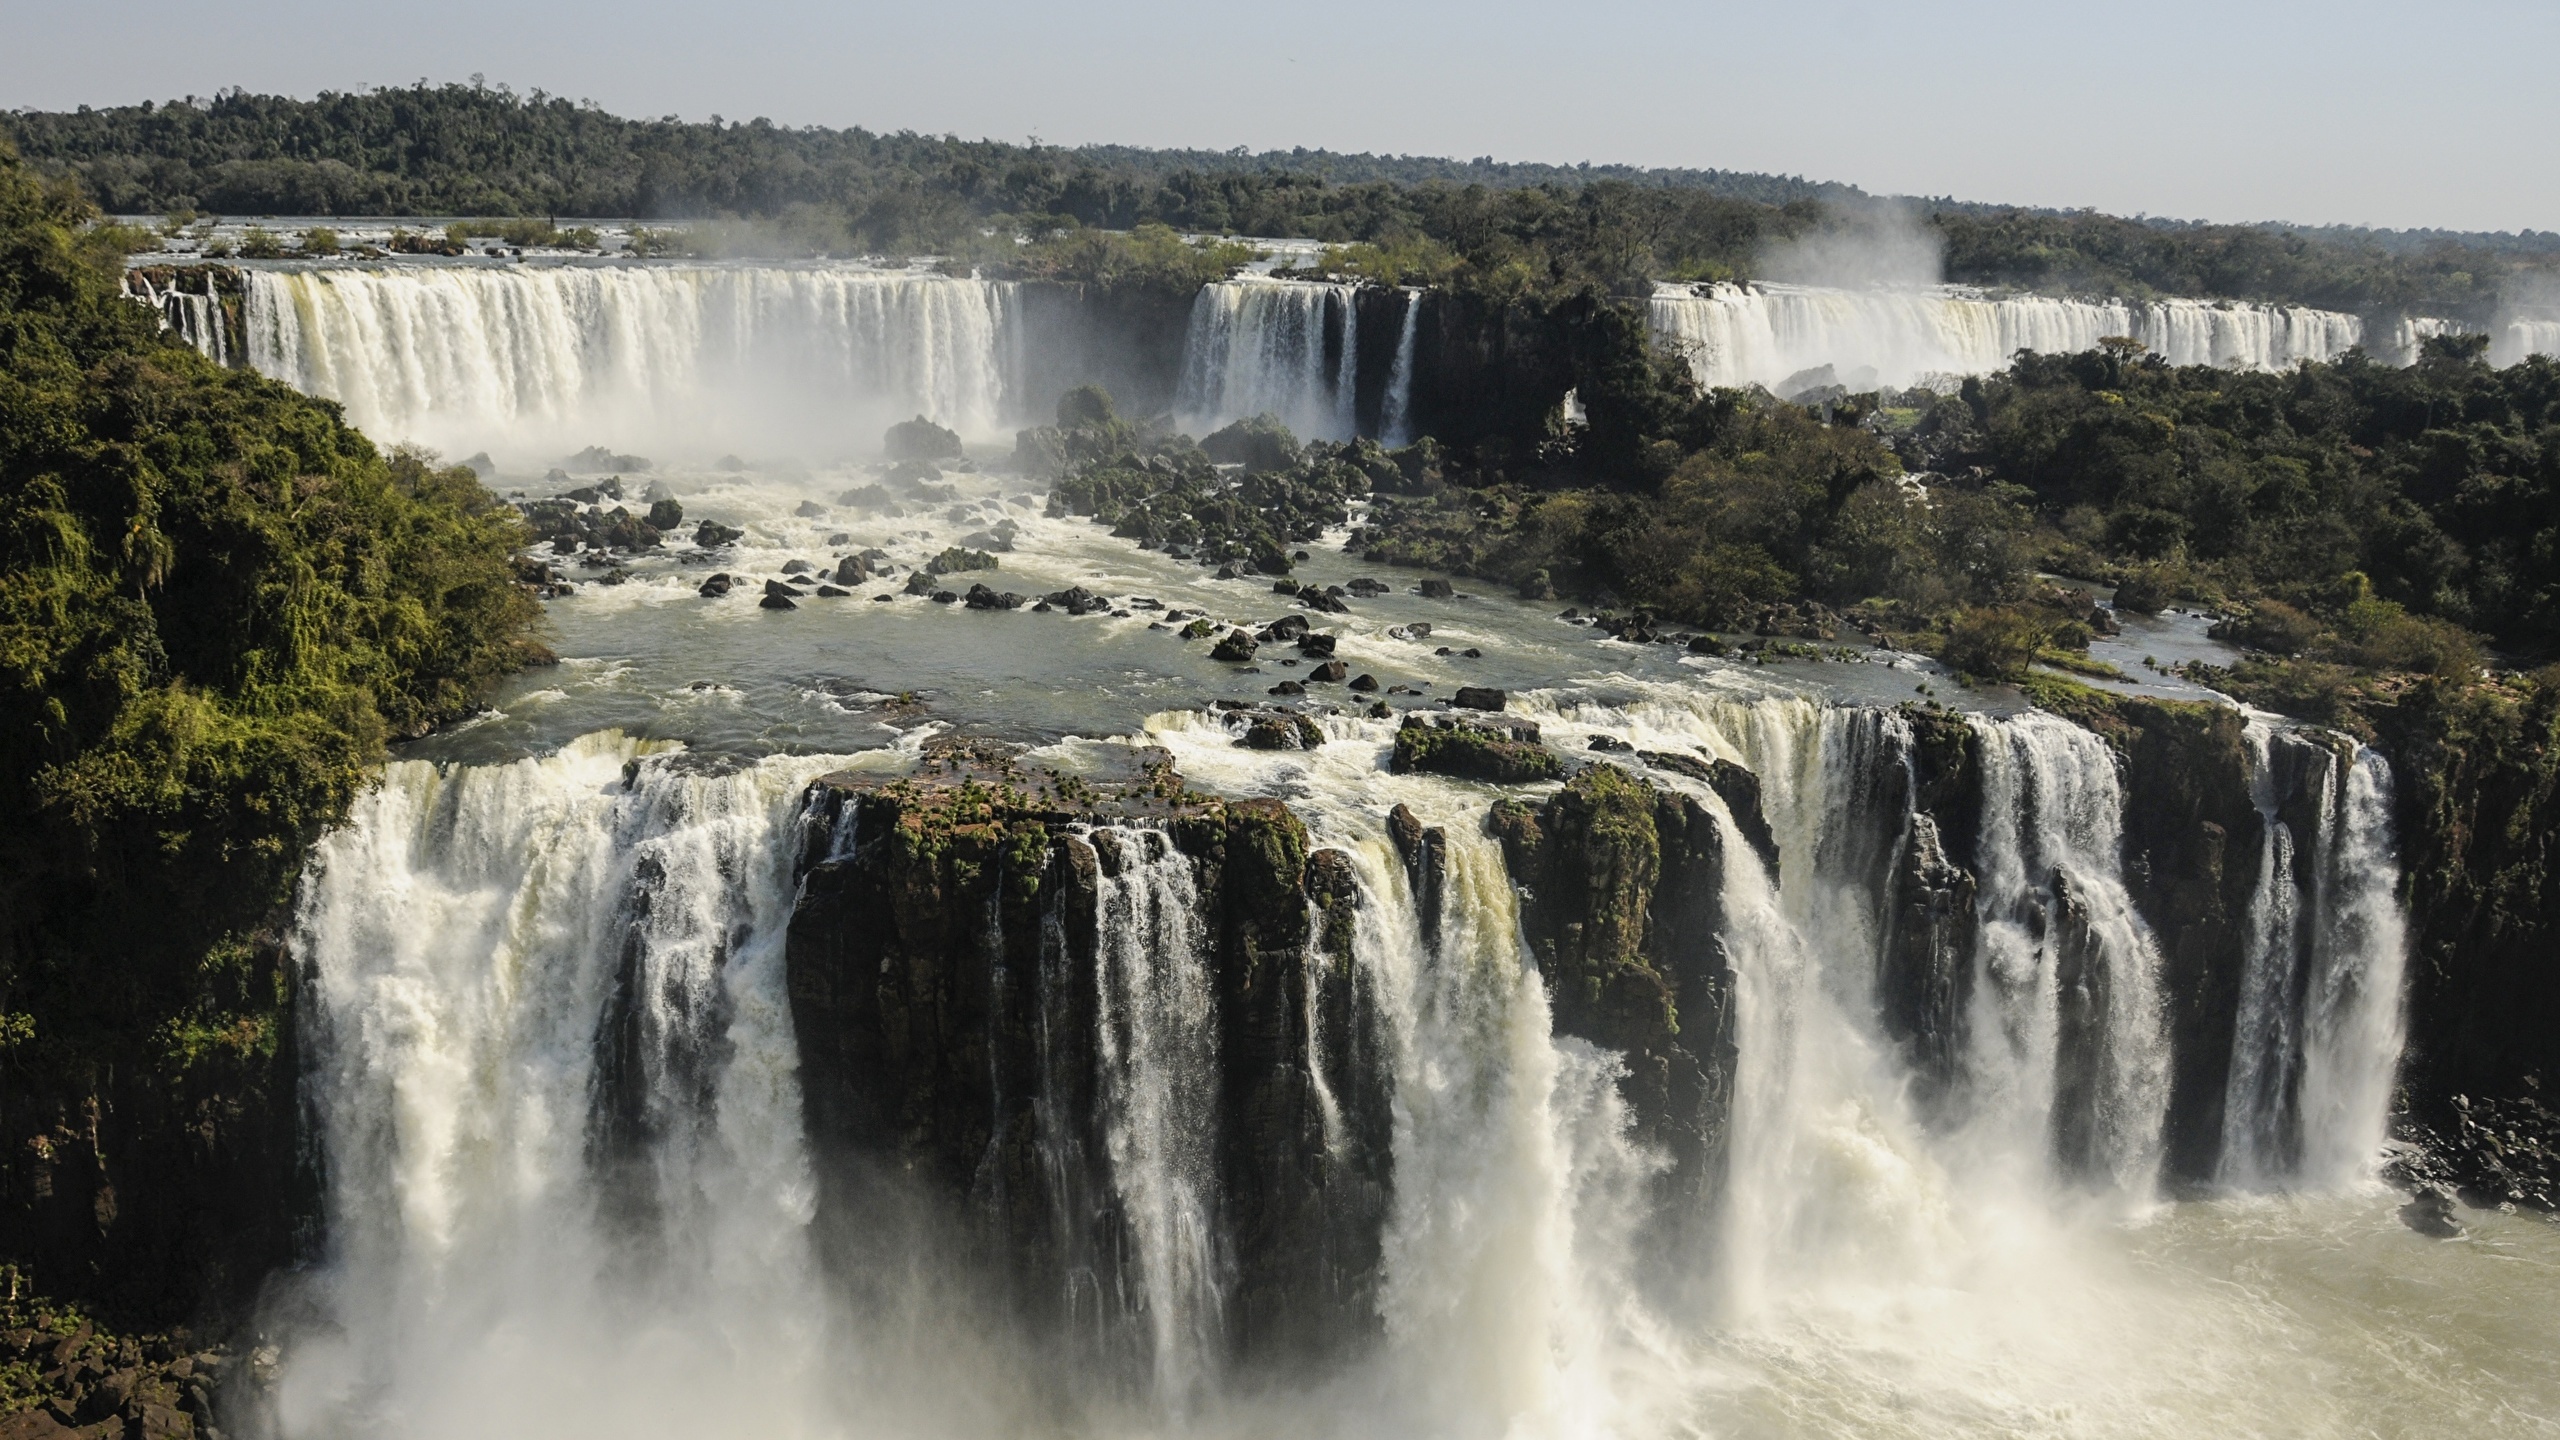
[2379,681,2560,1202]
[1489,763,1758,1228]
[783,740,1385,1370]
[0,933,302,1329]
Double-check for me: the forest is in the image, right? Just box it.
[9,82,2555,319]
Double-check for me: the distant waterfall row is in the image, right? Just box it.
[1650,281,2372,395]
[240,265,1026,458]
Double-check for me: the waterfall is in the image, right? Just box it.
[1079,825,1227,1407]
[2494,316,2560,366]
[240,264,1024,458]
[125,269,229,365]
[2221,728,2410,1190]
[283,733,854,1438]
[1964,713,2170,1191]
[1176,278,1363,441]
[1650,281,2366,394]
[1379,289,1422,448]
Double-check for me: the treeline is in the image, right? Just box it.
[0,139,541,1313]
[1352,322,2560,692]
[11,84,2558,318]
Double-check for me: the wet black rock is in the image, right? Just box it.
[931,590,960,604]
[1259,615,1312,643]
[1348,673,1379,692]
[1269,680,1306,696]
[1451,686,1508,712]
[1309,661,1348,683]
[694,520,745,547]
[1297,586,1350,614]
[762,579,798,599]
[698,574,735,597]
[646,498,684,531]
[1240,711,1326,750]
[904,572,938,596]
[1044,586,1112,616]
[1347,577,1390,596]
[927,546,999,575]
[1181,618,1217,640]
[1635,752,1780,872]
[1588,734,1632,752]
[1419,579,1455,599]
[1296,633,1338,658]
[2398,1188,2464,1238]
[815,585,851,598]
[1688,634,1731,655]
[964,584,1025,611]
[759,592,798,611]
[834,555,872,585]
[827,532,852,545]
[1212,631,1262,663]
[1387,623,1432,641]
[781,559,814,575]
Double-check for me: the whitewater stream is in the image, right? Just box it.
[198,260,2560,1440]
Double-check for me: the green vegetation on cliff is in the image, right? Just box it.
[0,140,542,1315]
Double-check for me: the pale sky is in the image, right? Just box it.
[5,0,2556,233]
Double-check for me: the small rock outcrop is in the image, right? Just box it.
[1389,714,1561,784]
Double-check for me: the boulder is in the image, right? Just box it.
[964,584,1025,611]
[1295,633,1338,659]
[760,592,798,611]
[1211,630,1260,663]
[1348,673,1379,692]
[1308,661,1348,683]
[1389,715,1560,784]
[835,555,872,585]
[646,498,684,531]
[694,520,745,547]
[1451,686,1508,712]
[1419,579,1455,599]
[698,574,735,597]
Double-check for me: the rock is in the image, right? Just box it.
[1635,753,1780,873]
[2398,1188,2464,1239]
[646,498,684,531]
[784,747,1388,1362]
[693,520,745,547]
[2089,604,2120,636]
[1269,680,1306,696]
[1687,633,1731,655]
[1274,580,1301,595]
[884,414,964,462]
[826,532,852,545]
[1451,686,1508,712]
[1387,623,1432,641]
[1181,618,1217,640]
[781,559,815,575]
[1259,614,1312,643]
[698,574,734,597]
[930,590,960,604]
[1295,633,1338,659]
[1420,579,1455,599]
[762,579,798,598]
[1212,630,1261,663]
[794,500,827,518]
[927,546,999,575]
[1389,715,1560,784]
[1241,713,1325,750]
[1044,586,1112,616]
[1348,673,1379,692]
[1297,586,1350,614]
[1308,661,1348,683]
[759,592,797,611]
[964,584,1025,611]
[904,572,938,596]
[835,555,871,585]
[1588,734,1631,752]
[815,585,851,598]
[1366,700,1391,718]
[838,484,895,509]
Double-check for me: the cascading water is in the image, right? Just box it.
[1650,281,2366,394]
[2222,725,2410,1191]
[125,269,230,365]
[1962,712,2170,1191]
[2494,315,2560,366]
[240,264,1025,459]
[1379,290,1422,448]
[1176,278,1362,441]
[280,733,858,1439]
[1079,825,1228,1408]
